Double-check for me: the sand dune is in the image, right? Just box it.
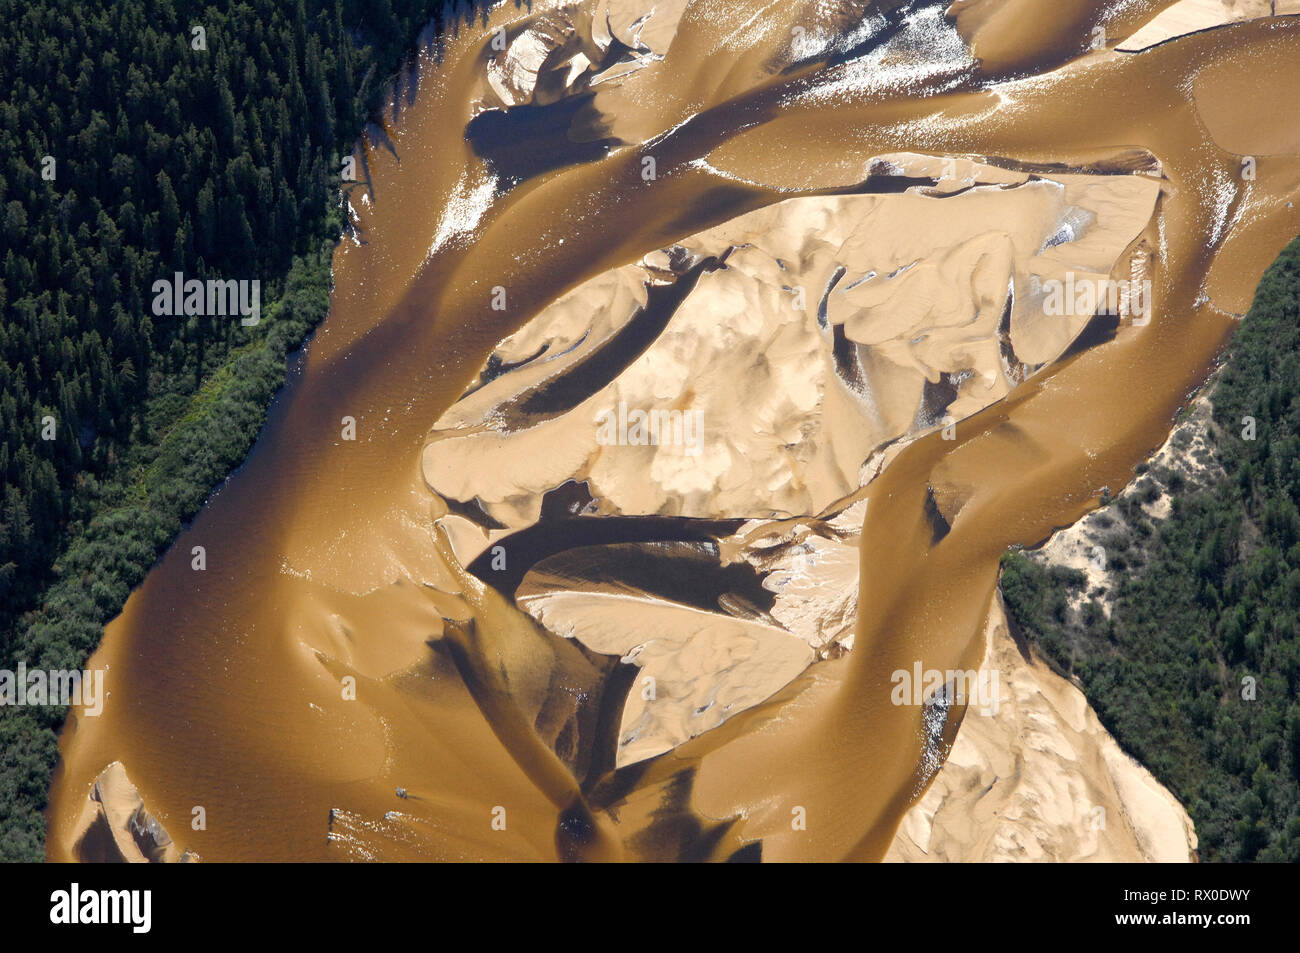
[886,597,1197,862]
[892,378,1227,863]
[481,0,690,110]
[423,154,1159,531]
[421,153,1159,765]
[69,762,197,863]
[1119,0,1300,52]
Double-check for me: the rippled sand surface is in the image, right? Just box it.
[48,0,1300,861]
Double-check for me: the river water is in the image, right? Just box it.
[47,0,1300,861]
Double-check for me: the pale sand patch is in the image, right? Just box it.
[69,761,197,863]
[423,154,1159,530]
[1118,0,1300,53]
[517,591,815,765]
[885,597,1197,862]
[515,493,866,763]
[421,154,1159,765]
[892,383,1224,862]
[482,0,690,107]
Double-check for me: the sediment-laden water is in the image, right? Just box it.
[48,0,1300,861]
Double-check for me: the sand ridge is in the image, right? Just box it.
[1118,0,1300,52]
[419,153,1159,766]
[886,596,1197,862]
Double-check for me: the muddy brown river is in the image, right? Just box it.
[48,0,1300,861]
